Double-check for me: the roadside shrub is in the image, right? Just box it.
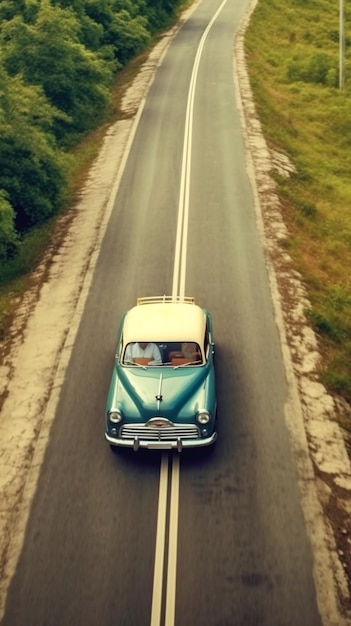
[307,307,345,343]
[287,53,337,85]
[0,5,115,142]
[321,370,351,402]
[101,10,150,65]
[0,139,68,231]
[0,66,69,232]
[83,2,151,64]
[0,190,18,260]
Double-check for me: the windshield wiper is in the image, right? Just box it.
[174,360,201,368]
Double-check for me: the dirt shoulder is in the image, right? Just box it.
[0,1,350,624]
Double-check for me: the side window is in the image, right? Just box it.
[118,334,124,362]
[204,326,209,360]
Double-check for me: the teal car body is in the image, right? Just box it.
[105,297,217,451]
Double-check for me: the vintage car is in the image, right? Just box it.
[105,296,217,451]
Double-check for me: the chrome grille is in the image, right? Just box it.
[120,423,199,441]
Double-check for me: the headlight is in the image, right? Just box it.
[196,410,210,424]
[108,409,122,423]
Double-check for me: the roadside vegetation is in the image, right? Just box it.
[0,0,186,339]
[245,0,351,423]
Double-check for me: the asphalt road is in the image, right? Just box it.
[2,0,323,625]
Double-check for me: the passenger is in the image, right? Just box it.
[169,342,200,362]
[180,342,199,359]
[124,342,162,365]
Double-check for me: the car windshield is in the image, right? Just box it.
[123,342,202,366]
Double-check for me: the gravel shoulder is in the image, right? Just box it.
[0,1,350,624]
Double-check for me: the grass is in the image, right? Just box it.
[245,0,351,419]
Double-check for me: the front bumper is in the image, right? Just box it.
[105,431,217,451]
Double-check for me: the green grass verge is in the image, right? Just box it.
[246,0,351,418]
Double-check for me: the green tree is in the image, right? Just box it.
[0,189,18,260]
[141,0,179,32]
[83,0,151,64]
[1,1,115,142]
[0,64,68,231]
[50,0,106,52]
[103,9,150,64]
[0,0,40,23]
[0,0,27,21]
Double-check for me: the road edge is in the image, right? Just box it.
[234,1,351,625]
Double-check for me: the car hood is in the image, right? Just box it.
[112,365,209,420]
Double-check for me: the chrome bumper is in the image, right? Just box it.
[105,431,217,451]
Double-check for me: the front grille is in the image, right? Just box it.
[120,423,200,441]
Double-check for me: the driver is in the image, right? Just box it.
[124,341,162,365]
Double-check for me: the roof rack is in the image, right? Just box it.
[137,295,195,306]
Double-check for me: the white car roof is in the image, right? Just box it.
[123,297,206,344]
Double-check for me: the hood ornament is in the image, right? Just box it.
[156,374,163,409]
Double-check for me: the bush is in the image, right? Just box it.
[0,190,18,260]
[287,53,336,85]
[0,66,69,232]
[0,138,68,231]
[0,5,115,142]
